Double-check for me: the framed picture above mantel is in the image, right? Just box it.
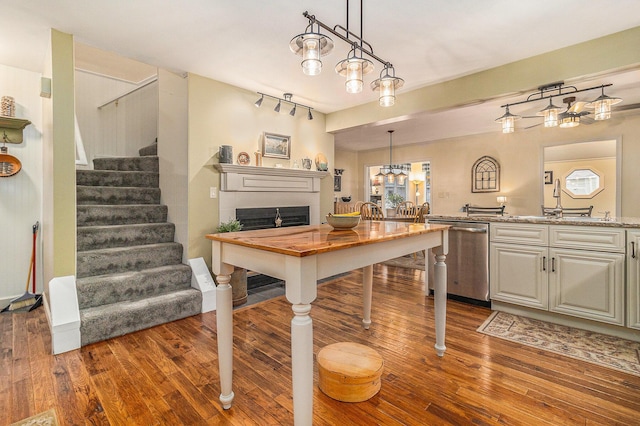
[262,132,291,159]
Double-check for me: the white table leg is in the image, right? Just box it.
[216,273,235,409]
[433,248,447,357]
[291,303,313,426]
[362,264,373,329]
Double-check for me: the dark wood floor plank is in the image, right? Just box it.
[2,264,640,425]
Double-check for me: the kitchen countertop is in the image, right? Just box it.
[426,214,640,228]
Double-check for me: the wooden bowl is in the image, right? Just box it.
[326,214,360,229]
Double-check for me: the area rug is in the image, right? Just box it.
[10,410,57,426]
[478,311,640,377]
[10,409,58,426]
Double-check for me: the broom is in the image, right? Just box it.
[3,222,39,312]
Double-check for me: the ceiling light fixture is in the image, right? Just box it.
[496,82,621,133]
[290,0,404,106]
[383,130,406,185]
[371,66,404,107]
[254,92,314,120]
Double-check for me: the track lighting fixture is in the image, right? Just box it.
[496,82,622,133]
[254,92,314,120]
[290,1,404,106]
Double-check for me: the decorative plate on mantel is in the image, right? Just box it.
[237,152,250,165]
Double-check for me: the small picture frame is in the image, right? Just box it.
[544,170,553,185]
[334,175,342,192]
[262,132,291,159]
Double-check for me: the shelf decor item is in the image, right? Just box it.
[1,96,15,117]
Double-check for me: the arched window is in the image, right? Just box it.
[471,156,500,193]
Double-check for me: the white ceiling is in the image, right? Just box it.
[2,1,640,150]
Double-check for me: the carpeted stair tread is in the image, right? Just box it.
[76,169,159,188]
[138,142,157,156]
[77,185,161,205]
[77,223,176,251]
[76,264,193,309]
[93,156,159,172]
[80,288,202,346]
[77,204,168,226]
[77,242,184,278]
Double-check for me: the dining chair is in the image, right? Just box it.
[413,202,430,223]
[360,202,384,220]
[396,201,416,218]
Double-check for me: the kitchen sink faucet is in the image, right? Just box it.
[552,178,563,218]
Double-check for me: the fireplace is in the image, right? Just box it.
[214,163,327,226]
[236,206,310,230]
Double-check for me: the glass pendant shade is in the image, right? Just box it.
[496,106,520,133]
[559,114,580,128]
[386,171,395,184]
[538,100,561,127]
[587,93,622,121]
[290,29,334,76]
[396,171,407,185]
[335,50,374,94]
[371,67,404,107]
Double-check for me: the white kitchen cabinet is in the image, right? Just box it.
[628,230,640,330]
[490,242,548,310]
[549,247,624,325]
[490,223,625,326]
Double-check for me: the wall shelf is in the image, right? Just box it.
[0,116,31,144]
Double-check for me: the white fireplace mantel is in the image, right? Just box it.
[214,164,329,225]
[214,164,328,192]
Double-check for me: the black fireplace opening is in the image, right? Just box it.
[235,206,310,231]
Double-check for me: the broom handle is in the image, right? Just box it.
[25,242,34,292]
[32,222,38,293]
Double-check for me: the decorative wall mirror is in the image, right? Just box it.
[471,156,500,193]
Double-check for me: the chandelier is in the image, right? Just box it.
[495,82,621,133]
[381,130,406,184]
[289,0,404,106]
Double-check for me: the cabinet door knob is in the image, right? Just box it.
[632,241,636,259]
[542,256,546,271]
[551,257,556,272]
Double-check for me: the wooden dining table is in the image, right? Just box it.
[207,220,449,425]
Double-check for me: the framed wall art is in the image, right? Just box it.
[471,155,500,193]
[334,175,342,192]
[544,170,553,185]
[262,132,291,159]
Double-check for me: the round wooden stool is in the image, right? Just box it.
[317,342,384,402]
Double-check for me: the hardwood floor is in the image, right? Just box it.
[3,264,640,425]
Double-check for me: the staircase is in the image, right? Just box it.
[75,144,201,346]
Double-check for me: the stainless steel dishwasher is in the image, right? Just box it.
[426,219,489,305]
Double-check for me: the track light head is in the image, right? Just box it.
[307,109,313,120]
[254,95,264,108]
[274,100,281,113]
[290,104,297,116]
